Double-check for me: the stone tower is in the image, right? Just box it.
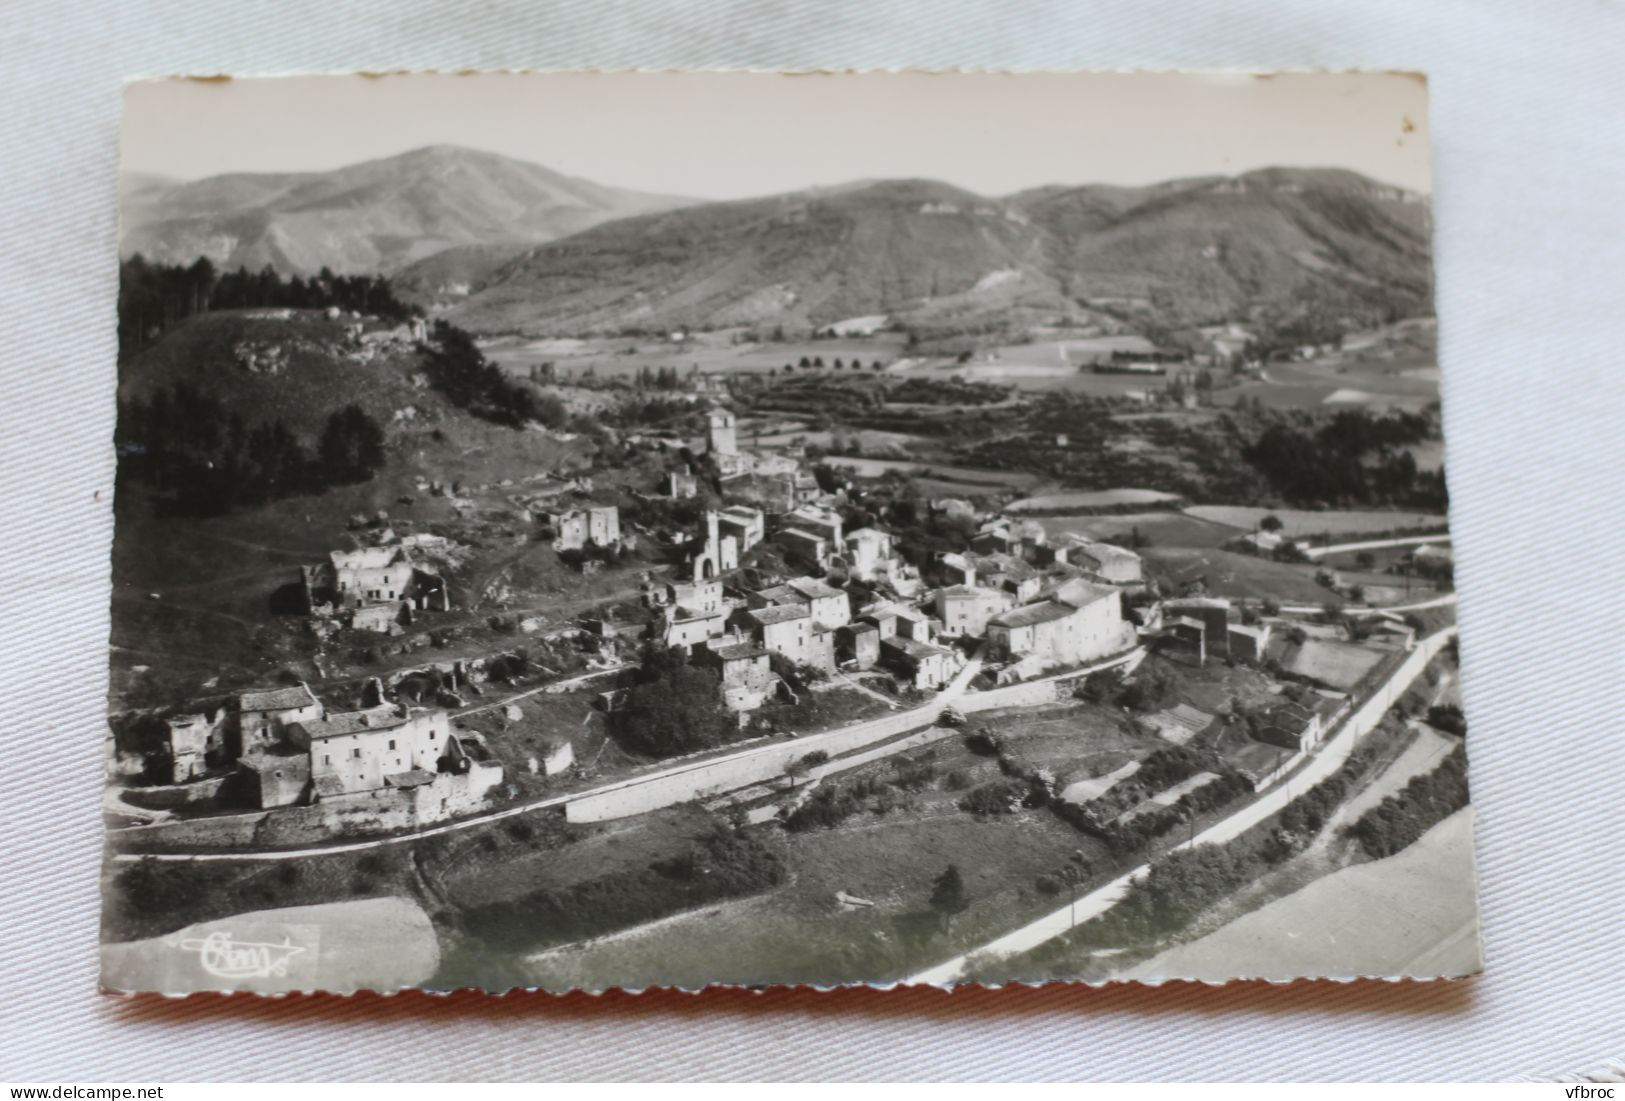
[707,407,738,456]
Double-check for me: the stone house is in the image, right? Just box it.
[933,584,1015,639]
[1253,700,1324,752]
[837,622,881,670]
[860,600,935,643]
[783,577,851,629]
[162,712,219,782]
[717,505,766,554]
[744,602,835,672]
[289,704,452,799]
[986,583,1130,671]
[783,504,844,548]
[658,577,730,649]
[1040,534,1144,584]
[774,527,828,570]
[881,636,963,690]
[237,683,323,758]
[545,505,621,551]
[843,527,894,581]
[238,745,311,808]
[300,546,447,620]
[698,638,776,712]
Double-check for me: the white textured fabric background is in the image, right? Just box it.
[2,0,1622,1082]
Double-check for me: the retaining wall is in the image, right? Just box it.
[565,702,940,823]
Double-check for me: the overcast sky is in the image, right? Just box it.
[122,71,1430,197]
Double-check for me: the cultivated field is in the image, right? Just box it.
[1006,488,1183,513]
[1039,511,1244,550]
[1183,506,1449,539]
[484,332,911,382]
[822,455,1042,490]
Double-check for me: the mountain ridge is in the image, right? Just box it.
[429,166,1431,336]
[118,144,698,277]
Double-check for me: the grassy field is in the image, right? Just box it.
[1007,488,1183,513]
[1141,546,1351,604]
[1040,511,1244,550]
[1183,506,1449,540]
[822,455,1042,490]
[503,705,1168,989]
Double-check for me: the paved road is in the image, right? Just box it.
[110,643,995,863]
[1276,591,1457,618]
[1300,533,1451,560]
[903,626,1459,986]
[108,643,1169,862]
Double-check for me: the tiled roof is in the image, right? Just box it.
[990,600,1077,629]
[749,603,810,625]
[882,636,953,661]
[239,684,319,713]
[787,577,844,600]
[297,706,412,740]
[712,642,767,661]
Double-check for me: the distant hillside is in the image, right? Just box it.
[1017,167,1433,328]
[440,179,1081,336]
[442,167,1432,337]
[119,145,696,277]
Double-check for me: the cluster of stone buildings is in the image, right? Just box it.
[299,541,450,635]
[157,682,502,821]
[620,420,1147,715]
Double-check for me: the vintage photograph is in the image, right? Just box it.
[102,70,1476,995]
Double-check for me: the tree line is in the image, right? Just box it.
[1243,409,1447,510]
[116,380,386,515]
[119,256,420,355]
[1348,744,1469,859]
[422,320,566,429]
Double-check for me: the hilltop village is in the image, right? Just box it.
[105,288,1459,988]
